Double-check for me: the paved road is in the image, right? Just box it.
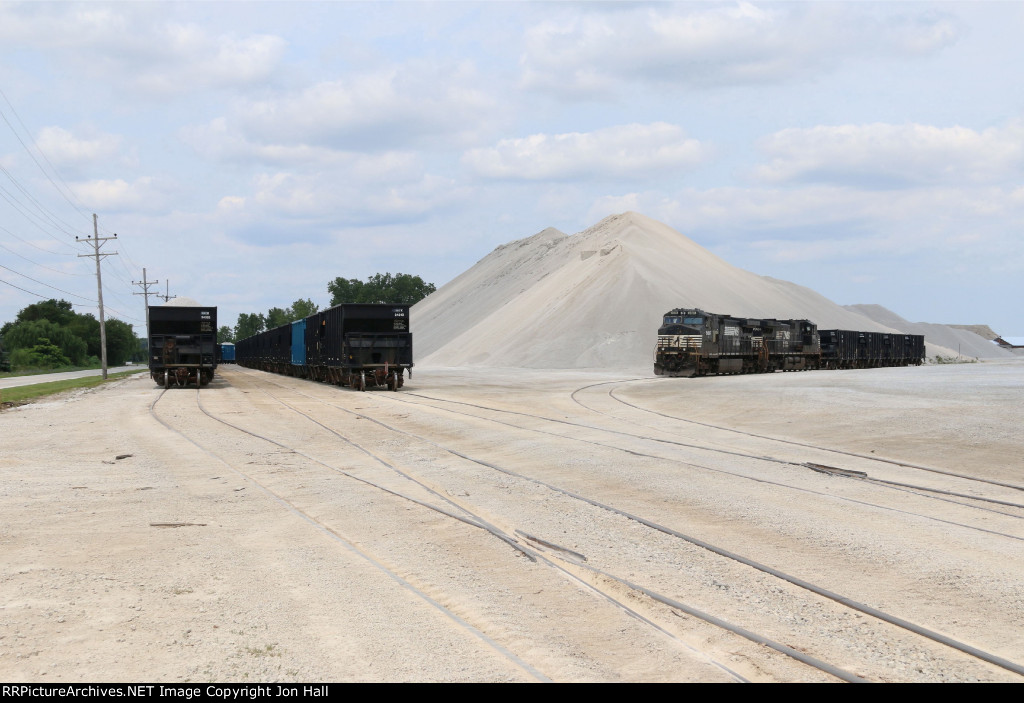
[0,366,141,390]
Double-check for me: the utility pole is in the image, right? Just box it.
[157,279,175,303]
[132,267,159,345]
[77,214,117,380]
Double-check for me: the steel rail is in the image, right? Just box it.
[147,388,551,683]
[350,388,1024,678]
[592,378,1024,493]
[203,371,752,682]
[386,391,1024,542]
[570,382,1024,513]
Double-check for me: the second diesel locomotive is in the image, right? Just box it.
[654,308,924,377]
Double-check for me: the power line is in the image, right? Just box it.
[0,86,94,223]
[0,181,80,249]
[0,242,89,276]
[101,303,144,324]
[0,162,81,238]
[0,262,95,302]
[0,223,76,256]
[0,277,58,300]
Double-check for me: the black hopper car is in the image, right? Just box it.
[149,305,217,387]
[236,303,412,391]
[654,308,924,378]
[818,329,926,370]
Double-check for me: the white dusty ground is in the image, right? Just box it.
[1,360,1023,682]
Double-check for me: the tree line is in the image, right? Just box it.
[0,299,141,371]
[0,273,437,370]
[226,272,435,343]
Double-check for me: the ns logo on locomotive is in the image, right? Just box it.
[654,308,925,378]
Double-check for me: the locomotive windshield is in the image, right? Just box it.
[663,315,705,325]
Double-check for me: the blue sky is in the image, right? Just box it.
[0,1,1021,337]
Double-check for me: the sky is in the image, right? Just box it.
[0,1,1021,337]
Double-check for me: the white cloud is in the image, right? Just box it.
[244,170,469,225]
[69,176,169,212]
[235,60,494,150]
[217,196,246,213]
[588,184,1024,255]
[463,123,710,180]
[752,122,1024,186]
[0,5,286,95]
[520,3,959,96]
[35,126,127,167]
[132,25,287,94]
[181,117,425,178]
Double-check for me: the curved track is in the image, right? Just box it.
[389,389,1024,537]
[579,377,1024,493]
[215,366,1024,682]
[148,387,552,683]
[148,380,785,683]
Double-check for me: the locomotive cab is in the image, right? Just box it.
[657,310,709,349]
[654,309,713,376]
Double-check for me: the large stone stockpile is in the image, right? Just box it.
[412,212,1000,368]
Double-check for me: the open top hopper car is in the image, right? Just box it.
[236,303,412,391]
[148,305,217,387]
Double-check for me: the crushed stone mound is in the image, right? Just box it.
[412,212,995,368]
[158,296,203,307]
[844,305,1010,360]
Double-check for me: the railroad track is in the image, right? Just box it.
[576,377,1024,494]
[149,380,760,683]
[568,378,1024,520]
[387,386,1024,538]
[212,366,1024,682]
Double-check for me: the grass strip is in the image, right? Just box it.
[1,369,147,405]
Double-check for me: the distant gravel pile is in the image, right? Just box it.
[413,212,991,368]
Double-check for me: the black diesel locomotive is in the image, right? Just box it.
[148,305,218,387]
[236,303,412,391]
[654,308,924,377]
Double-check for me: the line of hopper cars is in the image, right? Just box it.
[654,308,925,378]
[235,303,413,391]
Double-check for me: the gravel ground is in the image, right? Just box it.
[1,360,1022,682]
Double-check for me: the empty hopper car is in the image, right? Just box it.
[235,303,412,391]
[148,304,218,387]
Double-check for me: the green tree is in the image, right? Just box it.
[328,272,435,306]
[68,313,101,358]
[265,307,291,329]
[4,319,88,366]
[0,299,141,369]
[234,312,266,341]
[217,325,235,344]
[288,298,319,321]
[10,338,71,369]
[104,319,139,367]
[326,277,364,305]
[4,298,77,330]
